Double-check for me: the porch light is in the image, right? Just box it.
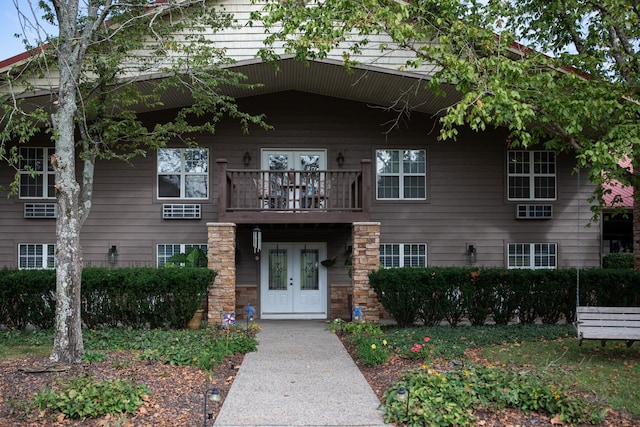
[467,244,477,264]
[108,245,118,265]
[243,151,251,166]
[252,226,262,258]
[336,151,345,167]
[203,387,222,426]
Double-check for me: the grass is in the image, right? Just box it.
[482,338,640,416]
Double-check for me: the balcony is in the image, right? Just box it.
[217,159,371,224]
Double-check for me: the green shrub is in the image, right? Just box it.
[0,268,216,329]
[382,365,605,426]
[34,374,149,419]
[602,253,633,269]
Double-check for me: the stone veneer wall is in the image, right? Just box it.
[207,223,236,325]
[351,222,381,322]
[235,286,258,319]
[330,285,353,320]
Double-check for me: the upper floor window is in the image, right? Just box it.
[19,243,56,269]
[19,147,56,199]
[507,151,556,200]
[157,243,207,267]
[157,148,208,199]
[507,243,557,269]
[380,243,427,268]
[376,150,426,200]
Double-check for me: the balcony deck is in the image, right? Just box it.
[216,159,371,224]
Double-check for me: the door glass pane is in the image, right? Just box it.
[269,154,289,171]
[269,249,287,290]
[299,249,319,291]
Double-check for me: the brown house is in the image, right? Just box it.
[0,0,601,324]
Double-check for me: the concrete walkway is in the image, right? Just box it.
[214,320,387,427]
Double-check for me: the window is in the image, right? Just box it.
[380,244,427,268]
[18,244,56,269]
[507,243,557,269]
[157,244,207,267]
[19,147,56,199]
[507,150,556,200]
[376,150,426,200]
[157,148,208,199]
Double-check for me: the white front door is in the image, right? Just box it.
[260,242,327,319]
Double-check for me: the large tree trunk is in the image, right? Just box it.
[49,14,85,363]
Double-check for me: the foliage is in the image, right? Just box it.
[257,0,639,216]
[34,374,150,419]
[483,339,640,417]
[602,253,633,269]
[0,267,215,329]
[0,0,270,363]
[382,365,605,426]
[355,338,391,366]
[2,327,258,372]
[166,247,208,268]
[368,267,640,326]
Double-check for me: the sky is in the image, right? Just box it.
[0,1,56,61]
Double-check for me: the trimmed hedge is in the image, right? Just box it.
[369,267,640,327]
[0,268,215,329]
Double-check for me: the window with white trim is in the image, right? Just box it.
[18,243,56,269]
[507,150,556,200]
[157,244,208,267]
[507,243,557,269]
[380,243,427,268]
[19,147,56,199]
[157,148,208,199]
[376,150,426,200]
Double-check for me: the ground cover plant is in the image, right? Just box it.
[0,326,257,425]
[334,321,639,426]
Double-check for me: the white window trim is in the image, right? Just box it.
[376,149,427,200]
[156,243,208,267]
[157,148,209,200]
[507,243,557,270]
[507,150,557,201]
[19,147,56,199]
[379,243,427,268]
[18,243,56,270]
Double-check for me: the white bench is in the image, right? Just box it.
[576,306,640,347]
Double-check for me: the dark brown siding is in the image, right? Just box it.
[0,91,599,271]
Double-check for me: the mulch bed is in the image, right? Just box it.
[0,339,638,426]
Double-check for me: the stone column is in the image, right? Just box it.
[207,223,236,325]
[352,222,381,322]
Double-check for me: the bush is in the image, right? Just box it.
[369,267,640,327]
[602,253,633,269]
[35,374,149,419]
[382,365,605,426]
[0,267,216,329]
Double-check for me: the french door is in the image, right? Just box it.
[260,242,327,319]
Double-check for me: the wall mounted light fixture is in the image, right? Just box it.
[336,152,345,167]
[467,244,477,264]
[108,245,118,265]
[243,151,251,166]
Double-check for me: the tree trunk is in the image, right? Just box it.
[49,20,85,363]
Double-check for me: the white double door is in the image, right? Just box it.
[260,242,327,319]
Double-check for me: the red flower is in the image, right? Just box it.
[424,337,431,343]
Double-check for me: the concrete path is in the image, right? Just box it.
[214,320,387,426]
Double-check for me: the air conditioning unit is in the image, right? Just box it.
[516,204,553,219]
[24,203,58,218]
[162,204,201,219]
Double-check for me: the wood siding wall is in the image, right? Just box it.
[0,91,600,272]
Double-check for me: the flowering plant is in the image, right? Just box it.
[407,336,431,359]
